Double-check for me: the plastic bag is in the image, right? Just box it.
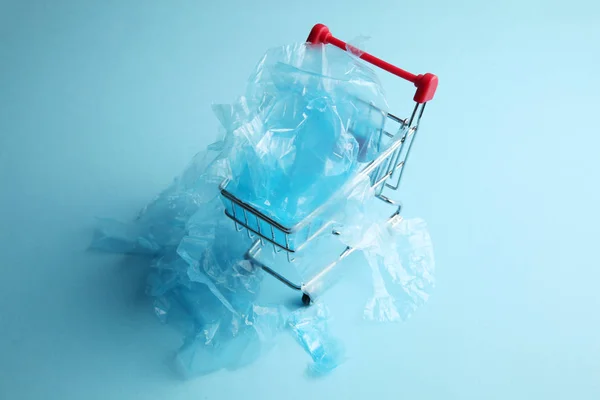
[336,199,435,322]
[217,43,389,228]
[288,303,345,376]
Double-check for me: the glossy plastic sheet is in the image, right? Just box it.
[288,303,345,376]
[336,193,435,322]
[217,42,389,228]
[92,142,283,376]
[90,41,434,377]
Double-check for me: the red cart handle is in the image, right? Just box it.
[307,24,438,104]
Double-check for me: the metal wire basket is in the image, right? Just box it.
[219,24,438,305]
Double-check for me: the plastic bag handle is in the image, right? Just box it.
[307,24,438,104]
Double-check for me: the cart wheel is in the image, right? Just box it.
[301,293,311,306]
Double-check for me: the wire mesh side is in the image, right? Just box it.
[223,196,292,252]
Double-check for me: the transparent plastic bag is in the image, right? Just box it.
[337,205,436,322]
[288,303,345,376]
[217,43,389,228]
[91,139,288,376]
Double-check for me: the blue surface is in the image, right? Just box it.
[1,1,599,399]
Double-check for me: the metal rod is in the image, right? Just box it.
[386,103,426,191]
[407,102,420,127]
[287,252,295,263]
[373,169,394,189]
[243,240,303,290]
[255,214,264,245]
[231,203,243,232]
[383,103,418,191]
[375,146,395,194]
[394,103,426,187]
[247,239,262,258]
[270,225,280,253]
[243,209,255,239]
[261,265,302,291]
[285,235,295,262]
[376,193,396,204]
[221,188,292,233]
[224,210,293,252]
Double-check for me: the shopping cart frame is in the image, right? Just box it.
[219,24,438,305]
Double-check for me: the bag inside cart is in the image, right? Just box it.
[216,42,390,228]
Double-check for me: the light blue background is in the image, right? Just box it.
[1,1,599,399]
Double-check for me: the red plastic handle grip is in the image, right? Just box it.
[307,24,438,104]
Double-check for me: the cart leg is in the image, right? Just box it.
[262,264,311,306]
[260,264,302,291]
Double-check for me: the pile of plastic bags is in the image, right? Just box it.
[91,42,434,377]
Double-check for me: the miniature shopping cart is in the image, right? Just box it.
[220,24,438,305]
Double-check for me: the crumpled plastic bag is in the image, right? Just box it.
[288,303,345,376]
[91,145,231,256]
[336,186,435,322]
[217,43,389,228]
[92,137,285,376]
[90,147,344,377]
[90,41,435,378]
